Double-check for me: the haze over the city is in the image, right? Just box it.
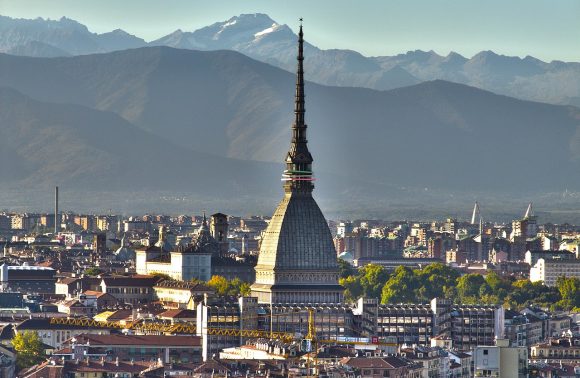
[1,1,580,222]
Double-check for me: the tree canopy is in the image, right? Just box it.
[338,262,570,310]
[207,275,251,297]
[12,331,45,370]
[555,276,580,310]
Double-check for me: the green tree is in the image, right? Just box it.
[338,258,356,279]
[207,276,252,297]
[340,275,364,303]
[556,276,580,309]
[484,271,512,300]
[12,331,45,370]
[84,267,102,276]
[381,266,418,304]
[457,274,487,300]
[506,279,560,309]
[415,263,460,300]
[230,277,252,296]
[359,264,389,298]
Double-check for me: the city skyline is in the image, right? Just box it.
[1,0,579,62]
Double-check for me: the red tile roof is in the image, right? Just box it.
[158,309,196,319]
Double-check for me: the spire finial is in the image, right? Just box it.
[281,19,314,193]
[295,19,305,129]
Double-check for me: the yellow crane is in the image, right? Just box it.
[49,315,394,346]
[49,317,293,341]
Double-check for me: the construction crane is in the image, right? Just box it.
[49,314,394,347]
[49,317,293,341]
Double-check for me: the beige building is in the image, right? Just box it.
[548,315,571,337]
[341,356,422,378]
[473,339,528,378]
[100,276,158,305]
[530,336,580,363]
[220,340,296,360]
[153,280,214,309]
[530,258,580,286]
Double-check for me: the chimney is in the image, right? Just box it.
[54,186,59,234]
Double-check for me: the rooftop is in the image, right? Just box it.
[69,334,201,347]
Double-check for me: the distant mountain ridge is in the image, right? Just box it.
[1,13,579,106]
[0,85,283,197]
[0,15,146,56]
[1,47,580,205]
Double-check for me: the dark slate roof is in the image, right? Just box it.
[70,334,201,347]
[17,318,90,331]
[101,276,159,287]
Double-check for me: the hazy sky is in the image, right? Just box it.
[1,0,579,61]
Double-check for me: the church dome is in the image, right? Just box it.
[257,193,338,271]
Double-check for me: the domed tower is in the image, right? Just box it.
[251,23,343,304]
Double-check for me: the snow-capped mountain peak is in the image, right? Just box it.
[254,23,280,38]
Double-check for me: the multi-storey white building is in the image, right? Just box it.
[136,217,215,281]
[530,258,580,286]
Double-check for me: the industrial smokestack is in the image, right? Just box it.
[54,186,59,234]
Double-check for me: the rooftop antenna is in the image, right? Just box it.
[54,186,59,234]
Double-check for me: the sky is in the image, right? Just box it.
[0,0,579,61]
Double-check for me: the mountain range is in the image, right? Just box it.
[1,14,579,107]
[1,47,580,219]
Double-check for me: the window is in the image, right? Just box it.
[483,349,488,355]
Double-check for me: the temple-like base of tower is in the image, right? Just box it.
[251,283,343,304]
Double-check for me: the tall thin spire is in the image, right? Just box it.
[282,19,314,193]
[524,202,533,219]
[294,21,305,130]
[471,201,480,225]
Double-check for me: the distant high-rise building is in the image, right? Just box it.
[444,218,457,235]
[251,24,343,304]
[337,222,353,237]
[511,202,538,241]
